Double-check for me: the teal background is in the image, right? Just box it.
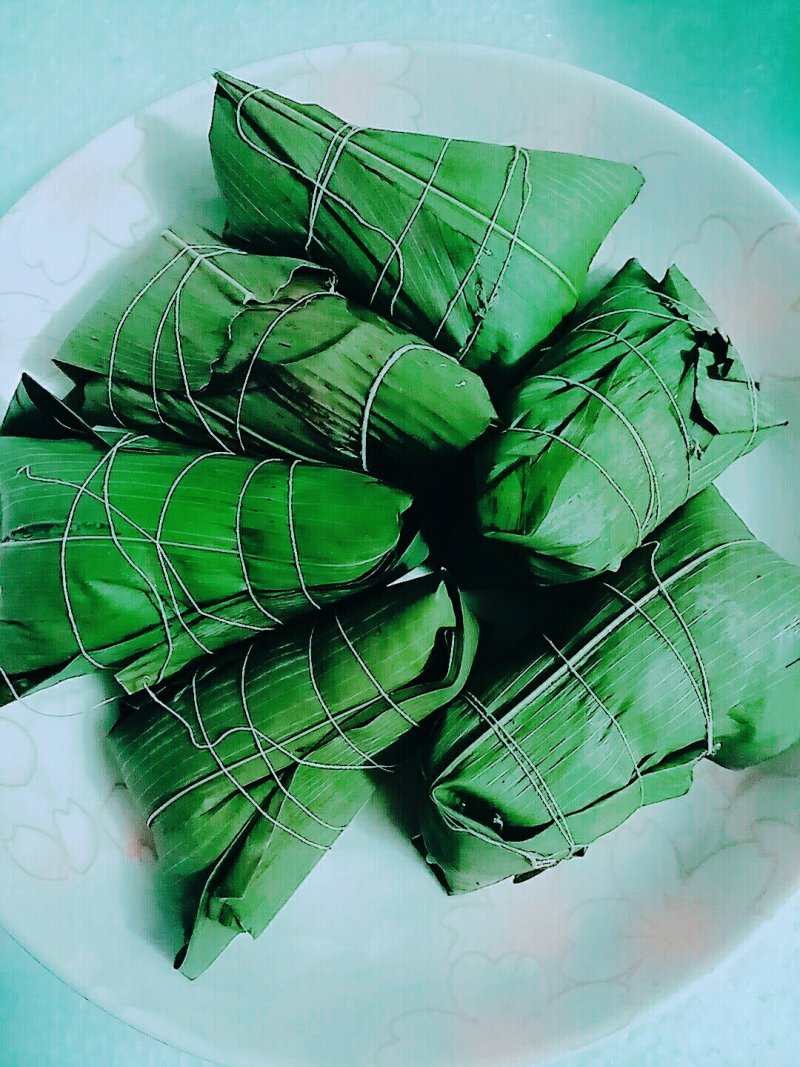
[1,2,798,1065]
[1,0,800,216]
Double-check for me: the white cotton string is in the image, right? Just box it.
[596,285,720,334]
[644,542,716,755]
[150,452,227,663]
[370,137,453,313]
[644,289,761,443]
[0,667,50,715]
[233,289,340,451]
[239,644,346,833]
[199,399,320,462]
[117,238,241,429]
[304,122,351,248]
[233,458,283,625]
[139,680,373,774]
[162,229,254,300]
[577,307,706,334]
[149,248,239,440]
[18,457,268,691]
[334,615,418,727]
[140,683,214,755]
[307,626,390,772]
[537,373,662,531]
[56,437,138,671]
[112,449,269,681]
[141,675,379,827]
[359,342,436,472]
[435,148,521,344]
[306,124,364,251]
[506,426,644,540]
[437,539,755,783]
[149,255,203,426]
[582,326,695,502]
[20,436,238,685]
[100,434,177,681]
[234,90,408,287]
[0,533,245,552]
[107,249,188,424]
[105,230,261,446]
[435,803,539,867]
[233,88,577,299]
[462,690,576,862]
[287,460,321,610]
[459,148,533,361]
[603,579,712,746]
[188,672,330,850]
[743,367,760,451]
[541,633,645,809]
[171,273,236,452]
[145,750,266,827]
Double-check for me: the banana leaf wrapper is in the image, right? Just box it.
[109,573,478,977]
[475,259,783,583]
[209,73,644,387]
[418,488,800,893]
[0,377,424,704]
[55,223,495,485]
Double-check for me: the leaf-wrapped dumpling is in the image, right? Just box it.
[418,489,800,893]
[0,377,424,704]
[110,573,478,976]
[474,260,783,582]
[55,224,495,485]
[209,73,643,387]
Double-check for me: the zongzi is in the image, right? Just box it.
[209,73,643,386]
[0,377,424,704]
[55,223,495,485]
[110,573,478,976]
[418,488,800,893]
[474,260,782,582]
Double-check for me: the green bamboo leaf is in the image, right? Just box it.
[418,488,800,893]
[55,223,495,485]
[109,572,479,976]
[0,377,424,705]
[475,260,784,582]
[209,73,643,388]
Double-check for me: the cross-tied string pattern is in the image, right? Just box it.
[144,605,427,845]
[461,690,578,867]
[540,632,646,810]
[17,443,281,686]
[536,371,663,532]
[231,88,576,354]
[439,537,755,810]
[580,326,695,504]
[439,538,745,868]
[105,227,358,463]
[505,425,644,542]
[639,541,717,756]
[107,233,251,452]
[234,88,408,286]
[577,300,761,452]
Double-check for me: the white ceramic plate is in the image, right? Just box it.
[0,42,798,1067]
